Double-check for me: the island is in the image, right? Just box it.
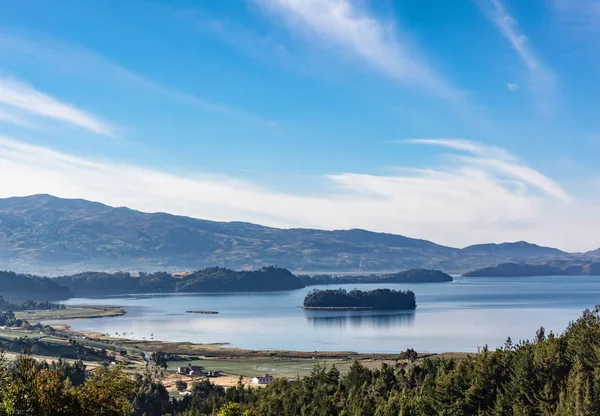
[186,310,219,314]
[303,288,416,310]
[462,262,600,277]
[299,269,452,286]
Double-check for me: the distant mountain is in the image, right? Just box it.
[587,248,600,257]
[0,194,591,275]
[462,242,566,258]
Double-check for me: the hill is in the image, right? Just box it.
[0,194,590,274]
[0,271,72,301]
[299,269,452,285]
[461,241,566,258]
[54,266,305,295]
[463,263,566,277]
[463,262,600,277]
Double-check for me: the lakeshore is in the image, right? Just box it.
[14,305,126,321]
[0,322,469,391]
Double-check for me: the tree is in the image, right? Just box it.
[176,380,188,392]
[399,348,418,363]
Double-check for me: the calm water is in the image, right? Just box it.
[54,276,600,353]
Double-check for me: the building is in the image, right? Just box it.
[252,373,274,385]
[177,365,205,376]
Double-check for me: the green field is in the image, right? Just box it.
[168,357,392,379]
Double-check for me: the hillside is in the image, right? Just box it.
[463,262,600,277]
[0,194,589,275]
[299,269,453,285]
[0,271,72,301]
[461,241,566,258]
[53,266,305,295]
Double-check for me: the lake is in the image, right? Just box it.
[55,276,600,353]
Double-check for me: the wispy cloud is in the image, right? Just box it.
[0,77,115,137]
[408,138,572,204]
[0,136,592,251]
[477,0,556,110]
[507,82,519,91]
[253,0,457,97]
[0,108,40,130]
[0,32,278,127]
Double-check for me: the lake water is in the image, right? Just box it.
[55,276,600,353]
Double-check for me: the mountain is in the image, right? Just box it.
[0,194,590,275]
[462,242,566,258]
[586,248,600,256]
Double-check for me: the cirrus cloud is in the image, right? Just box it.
[0,76,115,137]
[0,136,594,251]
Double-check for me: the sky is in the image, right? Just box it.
[0,0,599,251]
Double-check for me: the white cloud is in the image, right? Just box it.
[0,32,277,127]
[0,77,115,137]
[507,82,519,91]
[0,136,595,251]
[408,138,572,203]
[253,0,456,97]
[0,108,39,129]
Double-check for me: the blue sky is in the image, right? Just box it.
[0,0,599,251]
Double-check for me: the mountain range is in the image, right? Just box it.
[0,194,597,275]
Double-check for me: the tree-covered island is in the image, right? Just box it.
[303,288,416,310]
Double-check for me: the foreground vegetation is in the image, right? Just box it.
[303,288,417,310]
[4,306,600,414]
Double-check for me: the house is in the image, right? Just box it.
[252,373,274,385]
[178,365,205,376]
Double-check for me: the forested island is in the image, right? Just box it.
[464,262,600,277]
[303,288,416,310]
[299,268,452,285]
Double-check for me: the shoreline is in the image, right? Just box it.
[15,305,126,321]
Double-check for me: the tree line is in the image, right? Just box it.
[0,296,65,312]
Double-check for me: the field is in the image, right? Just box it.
[14,305,126,321]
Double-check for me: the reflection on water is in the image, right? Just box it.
[304,310,415,329]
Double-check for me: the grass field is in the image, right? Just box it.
[15,306,126,321]
[167,357,396,379]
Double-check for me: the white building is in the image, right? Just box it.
[252,373,274,385]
